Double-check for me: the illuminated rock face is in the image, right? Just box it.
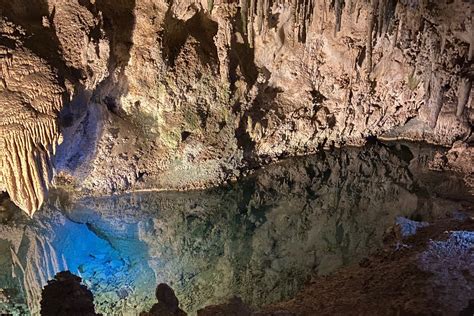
[0,33,64,216]
[0,0,473,215]
[0,0,109,216]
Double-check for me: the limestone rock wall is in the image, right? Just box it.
[0,0,472,215]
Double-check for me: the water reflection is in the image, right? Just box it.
[0,142,471,315]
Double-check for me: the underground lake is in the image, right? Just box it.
[0,142,472,315]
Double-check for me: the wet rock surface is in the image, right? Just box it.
[0,142,472,315]
[259,216,474,316]
[0,0,473,216]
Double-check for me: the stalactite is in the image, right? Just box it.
[383,0,397,35]
[377,0,385,38]
[346,0,352,14]
[428,74,445,128]
[334,0,343,36]
[240,0,248,36]
[457,35,473,117]
[292,0,313,42]
[457,78,471,117]
[238,0,317,44]
[297,0,304,41]
[249,0,256,47]
[304,0,312,42]
[290,0,297,44]
[208,0,214,13]
[367,0,379,74]
[263,0,270,34]
[391,3,404,49]
[257,0,264,34]
[215,10,233,83]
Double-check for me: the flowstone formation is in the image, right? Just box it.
[0,20,64,216]
[0,0,473,215]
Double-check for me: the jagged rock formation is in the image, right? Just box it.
[0,0,473,215]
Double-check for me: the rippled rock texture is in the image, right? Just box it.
[0,0,472,215]
[0,19,64,216]
[0,143,471,314]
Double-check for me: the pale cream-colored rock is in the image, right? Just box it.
[0,34,64,216]
[50,0,110,89]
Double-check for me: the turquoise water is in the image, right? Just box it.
[0,142,472,315]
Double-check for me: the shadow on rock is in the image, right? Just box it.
[140,283,186,316]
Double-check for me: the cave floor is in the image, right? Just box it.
[257,213,474,316]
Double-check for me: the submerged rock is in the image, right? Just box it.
[395,216,429,238]
[197,296,253,316]
[418,231,474,313]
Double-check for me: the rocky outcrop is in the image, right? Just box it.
[429,140,474,190]
[0,0,473,215]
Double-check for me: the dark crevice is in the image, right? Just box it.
[55,0,136,175]
[236,77,283,168]
[229,8,258,90]
[181,131,192,142]
[160,7,218,67]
